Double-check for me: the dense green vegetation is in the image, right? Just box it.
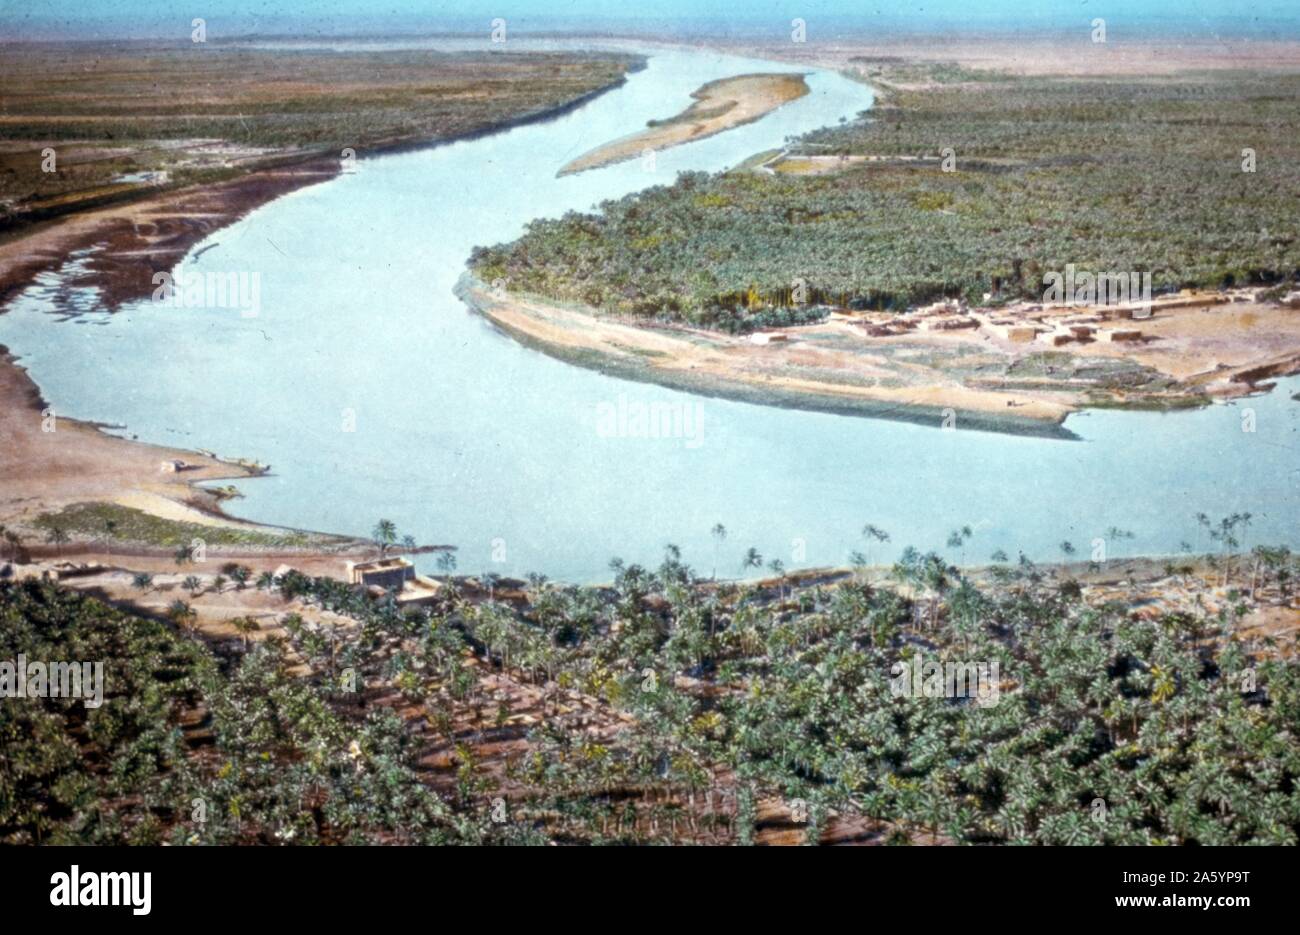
[0,580,532,844]
[441,546,1299,844]
[7,523,1296,844]
[471,63,1300,326]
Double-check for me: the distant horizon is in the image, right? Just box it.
[4,7,1300,43]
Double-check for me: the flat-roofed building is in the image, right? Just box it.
[346,557,415,590]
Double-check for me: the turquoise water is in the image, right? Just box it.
[1,45,1296,582]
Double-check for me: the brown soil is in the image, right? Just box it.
[0,157,339,310]
[0,343,372,570]
[461,277,1300,433]
[0,347,261,528]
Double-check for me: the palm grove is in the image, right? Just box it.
[3,519,1297,844]
[470,63,1300,329]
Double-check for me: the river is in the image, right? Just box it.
[1,41,1296,581]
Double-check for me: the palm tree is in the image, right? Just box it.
[437,551,457,584]
[767,558,787,604]
[862,524,890,572]
[167,599,197,631]
[1250,545,1291,599]
[1104,525,1136,564]
[710,524,727,581]
[2,529,20,562]
[131,572,154,593]
[1196,512,1252,586]
[232,616,260,649]
[183,575,203,596]
[45,525,70,558]
[256,570,276,591]
[741,547,762,575]
[229,565,251,590]
[372,519,398,556]
[0,526,21,563]
[894,550,951,629]
[173,544,195,566]
[946,526,972,565]
[848,550,869,583]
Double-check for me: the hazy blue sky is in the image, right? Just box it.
[3,0,1297,39]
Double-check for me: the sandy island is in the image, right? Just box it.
[558,72,809,176]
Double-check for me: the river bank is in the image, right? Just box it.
[0,52,644,310]
[0,343,369,560]
[458,273,1300,437]
[0,45,644,568]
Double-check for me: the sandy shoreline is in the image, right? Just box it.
[0,153,369,561]
[0,344,369,558]
[0,69,641,569]
[457,276,1076,435]
[558,72,808,175]
[458,274,1300,437]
